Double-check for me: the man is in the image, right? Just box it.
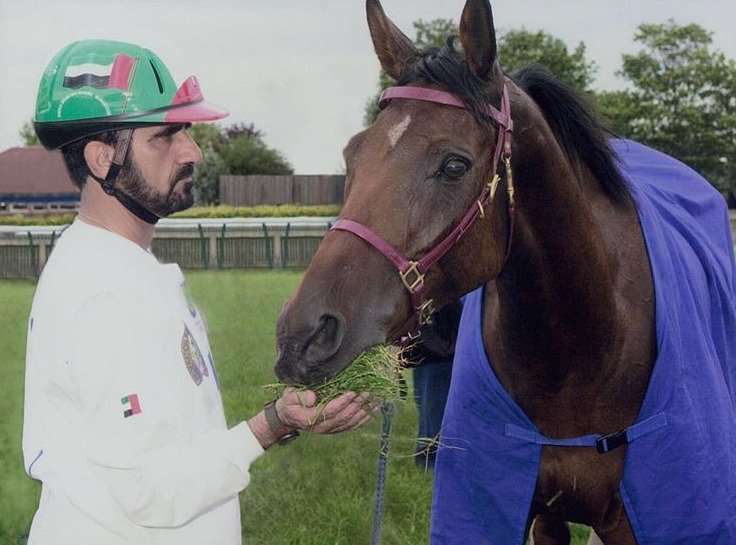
[23,39,374,545]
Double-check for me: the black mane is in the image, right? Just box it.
[397,40,630,205]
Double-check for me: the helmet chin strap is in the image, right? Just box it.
[95,129,160,225]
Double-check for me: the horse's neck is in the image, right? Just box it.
[482,134,655,430]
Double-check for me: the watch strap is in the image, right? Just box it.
[264,400,300,445]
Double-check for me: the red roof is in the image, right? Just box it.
[0,146,79,197]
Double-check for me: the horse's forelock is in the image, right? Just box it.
[398,38,500,132]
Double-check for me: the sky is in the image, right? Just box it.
[1,0,735,175]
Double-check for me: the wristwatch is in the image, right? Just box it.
[264,400,300,445]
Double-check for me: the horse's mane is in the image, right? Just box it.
[511,65,630,205]
[397,39,631,206]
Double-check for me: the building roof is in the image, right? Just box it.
[0,146,79,198]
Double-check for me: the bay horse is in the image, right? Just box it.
[275,0,736,543]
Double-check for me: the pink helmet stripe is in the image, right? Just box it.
[171,76,204,106]
[108,54,135,92]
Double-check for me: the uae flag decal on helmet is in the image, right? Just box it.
[63,54,135,91]
[121,393,142,418]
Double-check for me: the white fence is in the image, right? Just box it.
[0,217,336,279]
[2,212,735,280]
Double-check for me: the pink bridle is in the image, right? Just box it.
[330,84,516,337]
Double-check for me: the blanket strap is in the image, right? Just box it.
[504,412,668,454]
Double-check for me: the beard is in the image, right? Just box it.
[117,158,196,218]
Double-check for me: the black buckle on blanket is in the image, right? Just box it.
[596,429,628,454]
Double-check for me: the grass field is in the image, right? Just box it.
[0,270,590,545]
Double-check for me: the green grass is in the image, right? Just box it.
[0,271,590,544]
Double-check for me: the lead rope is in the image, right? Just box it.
[371,402,395,545]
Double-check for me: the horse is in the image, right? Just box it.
[274,1,736,543]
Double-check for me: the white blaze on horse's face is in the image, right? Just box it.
[387,114,412,148]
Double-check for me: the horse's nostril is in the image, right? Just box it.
[305,313,344,363]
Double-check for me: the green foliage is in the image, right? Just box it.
[596,20,736,201]
[218,134,293,176]
[19,121,40,146]
[169,204,341,219]
[413,18,456,49]
[189,122,226,152]
[0,214,77,226]
[193,143,226,205]
[188,122,293,205]
[363,20,597,124]
[0,205,340,226]
[499,29,596,91]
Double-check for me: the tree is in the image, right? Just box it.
[498,29,596,91]
[19,120,40,146]
[219,135,293,176]
[189,122,293,205]
[192,143,225,206]
[189,122,225,154]
[413,18,457,49]
[364,20,597,124]
[596,21,736,202]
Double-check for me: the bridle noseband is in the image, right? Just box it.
[331,84,516,338]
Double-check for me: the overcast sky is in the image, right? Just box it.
[1,0,735,174]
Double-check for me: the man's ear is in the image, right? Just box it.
[83,141,113,180]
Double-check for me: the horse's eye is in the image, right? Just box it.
[442,159,468,179]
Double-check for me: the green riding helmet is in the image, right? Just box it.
[34,39,228,149]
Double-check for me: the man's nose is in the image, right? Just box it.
[177,131,203,164]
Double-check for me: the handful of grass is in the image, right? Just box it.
[269,345,404,407]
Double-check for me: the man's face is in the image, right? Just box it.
[118,124,203,217]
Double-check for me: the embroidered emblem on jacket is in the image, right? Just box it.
[181,324,208,385]
[121,394,142,418]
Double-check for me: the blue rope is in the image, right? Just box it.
[371,402,395,545]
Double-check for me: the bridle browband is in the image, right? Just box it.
[330,84,516,338]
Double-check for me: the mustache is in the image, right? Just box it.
[173,163,195,184]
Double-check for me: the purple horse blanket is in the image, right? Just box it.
[431,139,736,544]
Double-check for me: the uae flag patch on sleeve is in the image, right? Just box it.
[121,394,142,418]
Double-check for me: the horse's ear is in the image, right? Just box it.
[366,0,418,80]
[459,0,499,80]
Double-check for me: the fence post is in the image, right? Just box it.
[262,223,272,269]
[44,230,58,270]
[218,223,226,269]
[27,231,38,278]
[282,222,291,269]
[197,224,209,269]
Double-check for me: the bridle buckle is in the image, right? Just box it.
[400,261,425,293]
[417,299,435,325]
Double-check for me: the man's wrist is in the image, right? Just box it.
[264,400,300,445]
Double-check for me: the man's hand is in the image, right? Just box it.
[248,388,376,449]
[277,387,376,434]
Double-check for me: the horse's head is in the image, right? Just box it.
[275,0,515,384]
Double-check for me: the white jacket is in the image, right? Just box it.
[23,220,263,545]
